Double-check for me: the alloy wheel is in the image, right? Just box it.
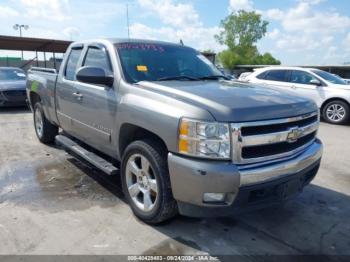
[125,154,158,212]
[34,107,44,138]
[326,104,346,122]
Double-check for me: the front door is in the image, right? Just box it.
[288,70,325,107]
[71,44,117,155]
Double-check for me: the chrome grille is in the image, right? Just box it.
[231,111,319,165]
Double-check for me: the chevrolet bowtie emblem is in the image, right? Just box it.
[286,127,301,143]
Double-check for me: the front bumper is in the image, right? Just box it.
[0,90,27,107]
[168,139,323,217]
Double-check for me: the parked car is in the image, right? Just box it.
[244,67,350,124]
[0,67,27,107]
[26,39,322,224]
[238,71,253,81]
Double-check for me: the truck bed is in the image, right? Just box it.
[26,67,59,125]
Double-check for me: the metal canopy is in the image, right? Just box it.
[0,35,72,53]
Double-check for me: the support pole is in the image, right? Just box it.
[35,51,39,66]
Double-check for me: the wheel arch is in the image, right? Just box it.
[29,91,41,109]
[321,97,350,113]
[118,123,168,159]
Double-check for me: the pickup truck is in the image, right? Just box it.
[26,39,323,224]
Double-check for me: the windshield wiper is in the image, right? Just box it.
[197,75,229,80]
[157,75,199,81]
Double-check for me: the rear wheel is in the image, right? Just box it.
[322,100,350,125]
[33,102,58,143]
[121,140,178,224]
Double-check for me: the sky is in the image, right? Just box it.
[0,0,349,65]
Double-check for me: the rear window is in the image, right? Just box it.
[264,70,289,82]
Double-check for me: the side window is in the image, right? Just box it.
[65,48,83,81]
[83,47,112,75]
[256,71,268,79]
[290,70,318,85]
[264,70,288,82]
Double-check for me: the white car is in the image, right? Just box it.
[244,67,350,124]
[238,71,252,81]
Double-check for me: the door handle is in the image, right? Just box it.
[72,92,83,100]
[291,85,296,89]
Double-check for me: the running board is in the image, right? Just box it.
[55,135,119,176]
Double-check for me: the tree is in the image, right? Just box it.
[215,10,280,69]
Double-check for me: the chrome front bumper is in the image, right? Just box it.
[239,139,323,186]
[168,139,323,211]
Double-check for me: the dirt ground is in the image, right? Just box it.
[0,107,349,257]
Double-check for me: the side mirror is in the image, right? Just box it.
[309,79,322,86]
[76,66,114,87]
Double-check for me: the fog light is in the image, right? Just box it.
[203,193,226,203]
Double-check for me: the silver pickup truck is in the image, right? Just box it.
[26,39,323,224]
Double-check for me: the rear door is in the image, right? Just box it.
[71,43,117,154]
[258,69,292,89]
[56,45,84,135]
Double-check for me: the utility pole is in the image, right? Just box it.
[13,24,29,60]
[126,4,130,39]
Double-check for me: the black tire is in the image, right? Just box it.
[33,102,58,143]
[121,139,178,224]
[322,100,350,125]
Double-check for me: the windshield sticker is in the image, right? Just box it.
[137,65,148,72]
[116,43,165,53]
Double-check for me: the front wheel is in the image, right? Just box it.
[121,140,178,224]
[322,100,350,125]
[33,102,58,143]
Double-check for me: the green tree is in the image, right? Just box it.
[215,10,280,69]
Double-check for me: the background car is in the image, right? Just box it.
[0,67,27,107]
[238,71,252,81]
[243,66,350,124]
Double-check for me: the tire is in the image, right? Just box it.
[322,100,350,125]
[33,102,58,143]
[121,139,178,224]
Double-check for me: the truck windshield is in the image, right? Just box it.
[115,42,223,83]
[0,68,26,81]
[311,69,347,85]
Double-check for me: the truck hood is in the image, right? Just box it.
[0,80,26,91]
[138,80,317,122]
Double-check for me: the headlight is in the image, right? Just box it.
[178,118,231,159]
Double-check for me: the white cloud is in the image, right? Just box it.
[0,6,19,18]
[267,28,280,40]
[271,0,350,56]
[63,27,80,40]
[281,2,350,34]
[19,0,70,21]
[138,0,201,28]
[131,0,223,52]
[229,0,253,12]
[265,8,284,20]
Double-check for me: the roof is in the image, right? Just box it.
[0,35,72,53]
